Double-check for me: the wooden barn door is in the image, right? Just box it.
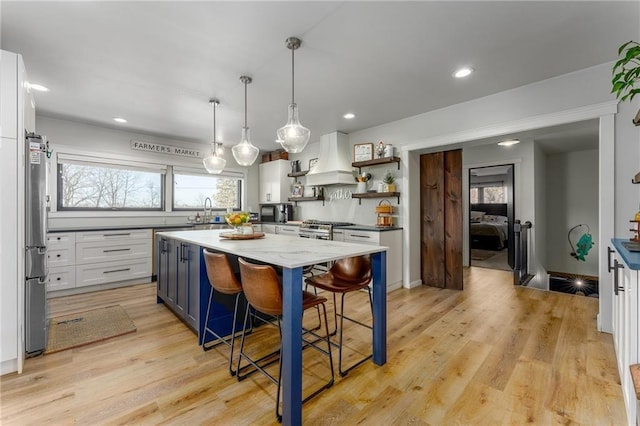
[420,149,463,290]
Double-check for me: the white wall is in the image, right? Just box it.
[348,61,626,305]
[36,116,260,229]
[546,149,599,277]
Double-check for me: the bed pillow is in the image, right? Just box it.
[470,211,485,220]
[484,215,508,223]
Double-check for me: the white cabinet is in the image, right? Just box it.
[610,246,640,425]
[47,229,153,295]
[343,229,402,291]
[332,229,345,242]
[259,160,290,203]
[276,224,299,236]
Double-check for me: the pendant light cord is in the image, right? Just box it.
[291,47,295,104]
[244,79,248,128]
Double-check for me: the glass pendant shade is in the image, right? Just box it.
[276,103,310,153]
[203,143,226,174]
[232,127,259,166]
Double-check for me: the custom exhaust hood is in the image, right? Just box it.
[305,132,355,186]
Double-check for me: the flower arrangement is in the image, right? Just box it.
[383,170,395,184]
[225,212,250,228]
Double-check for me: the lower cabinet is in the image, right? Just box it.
[157,237,200,331]
[610,246,639,425]
[157,237,241,341]
[343,229,402,291]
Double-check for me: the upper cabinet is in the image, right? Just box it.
[259,159,290,204]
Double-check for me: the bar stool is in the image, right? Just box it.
[236,258,335,422]
[304,255,373,377]
[201,249,245,376]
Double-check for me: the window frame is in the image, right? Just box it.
[171,167,243,212]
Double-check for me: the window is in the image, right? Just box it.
[57,156,165,211]
[172,168,242,211]
[470,184,506,204]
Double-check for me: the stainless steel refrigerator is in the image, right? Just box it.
[25,132,49,355]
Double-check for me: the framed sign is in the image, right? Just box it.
[353,143,373,162]
[308,158,319,171]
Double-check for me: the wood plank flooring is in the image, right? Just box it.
[0,267,626,425]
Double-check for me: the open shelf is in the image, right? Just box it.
[352,156,400,173]
[287,170,309,178]
[288,196,325,206]
[351,191,400,205]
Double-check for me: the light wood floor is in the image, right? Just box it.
[0,267,626,425]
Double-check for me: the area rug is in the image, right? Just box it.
[45,305,136,354]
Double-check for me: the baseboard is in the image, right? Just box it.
[387,281,403,292]
[1,358,18,376]
[404,279,422,289]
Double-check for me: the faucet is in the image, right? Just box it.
[203,197,213,222]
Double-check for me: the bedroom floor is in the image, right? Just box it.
[471,248,510,271]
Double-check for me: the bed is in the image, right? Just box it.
[470,203,508,250]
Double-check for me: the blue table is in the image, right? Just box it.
[156,230,388,425]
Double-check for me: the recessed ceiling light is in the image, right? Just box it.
[497,139,520,146]
[343,113,355,119]
[453,67,474,78]
[29,83,50,92]
[113,117,127,123]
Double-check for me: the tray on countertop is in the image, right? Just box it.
[219,232,265,240]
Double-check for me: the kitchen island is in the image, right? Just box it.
[155,229,388,425]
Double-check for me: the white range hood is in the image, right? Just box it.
[305,131,355,186]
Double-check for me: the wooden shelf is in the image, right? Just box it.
[288,196,325,206]
[287,170,309,178]
[352,156,400,173]
[351,191,400,205]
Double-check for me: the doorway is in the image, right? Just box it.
[468,164,514,271]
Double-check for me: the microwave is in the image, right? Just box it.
[260,204,293,223]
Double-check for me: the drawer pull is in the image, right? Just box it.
[103,233,131,237]
[57,237,61,240]
[56,254,61,258]
[103,248,132,253]
[56,277,61,281]
[103,268,131,274]
[350,234,371,239]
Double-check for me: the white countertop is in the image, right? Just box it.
[156,229,388,269]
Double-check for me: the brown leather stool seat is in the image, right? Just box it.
[236,258,334,422]
[305,255,373,376]
[201,250,245,376]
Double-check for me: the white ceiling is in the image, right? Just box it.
[2,1,638,152]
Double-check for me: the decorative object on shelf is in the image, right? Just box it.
[277,36,310,153]
[383,170,396,192]
[291,181,304,197]
[633,171,640,184]
[232,76,260,166]
[611,40,640,126]
[309,157,318,171]
[354,143,373,162]
[290,160,301,174]
[355,172,371,193]
[225,211,251,233]
[375,141,386,158]
[375,200,394,227]
[203,99,226,174]
[384,144,394,157]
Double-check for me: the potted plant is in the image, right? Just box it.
[382,170,396,192]
[611,40,640,125]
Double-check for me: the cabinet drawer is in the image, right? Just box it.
[47,232,76,250]
[47,246,75,267]
[48,266,76,291]
[76,229,151,243]
[344,230,380,244]
[76,240,151,265]
[75,258,151,288]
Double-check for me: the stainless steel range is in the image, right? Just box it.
[299,220,353,240]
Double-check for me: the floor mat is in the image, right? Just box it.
[45,305,136,354]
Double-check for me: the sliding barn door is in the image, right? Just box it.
[420,149,463,290]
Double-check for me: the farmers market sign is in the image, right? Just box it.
[130,140,202,158]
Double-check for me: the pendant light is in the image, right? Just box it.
[203,99,226,174]
[276,37,310,153]
[232,75,259,166]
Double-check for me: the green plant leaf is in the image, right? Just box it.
[625,46,640,61]
[618,40,635,55]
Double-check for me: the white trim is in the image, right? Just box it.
[400,101,618,152]
[598,113,616,333]
[58,153,168,173]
